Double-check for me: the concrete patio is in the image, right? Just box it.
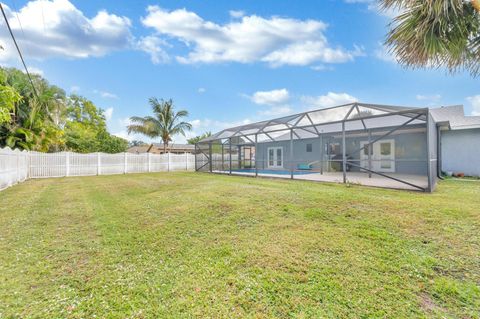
[213,170,428,191]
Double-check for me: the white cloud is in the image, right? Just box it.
[248,89,293,118]
[229,10,245,18]
[179,117,253,143]
[310,64,333,72]
[263,43,363,67]
[344,0,400,18]
[26,66,43,76]
[251,89,290,105]
[112,131,133,142]
[416,94,442,102]
[374,43,396,63]
[94,90,118,99]
[258,106,292,117]
[191,118,253,131]
[466,95,480,116]
[198,87,206,94]
[103,107,114,121]
[301,92,358,109]
[119,117,133,127]
[0,0,132,62]
[136,35,170,64]
[141,6,361,67]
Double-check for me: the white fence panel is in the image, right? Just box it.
[99,153,124,175]
[170,153,188,171]
[1,147,196,191]
[69,152,97,176]
[150,153,168,172]
[126,153,149,173]
[29,151,66,178]
[0,147,28,190]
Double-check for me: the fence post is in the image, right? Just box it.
[66,152,70,177]
[97,152,101,175]
[147,152,151,172]
[185,152,188,170]
[167,152,170,172]
[124,152,128,174]
[342,121,346,184]
[27,151,30,179]
[16,150,20,184]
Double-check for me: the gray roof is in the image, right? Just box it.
[430,105,480,130]
[152,143,195,149]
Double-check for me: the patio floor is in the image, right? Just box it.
[212,170,429,191]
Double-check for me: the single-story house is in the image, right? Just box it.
[195,103,480,192]
[127,143,195,154]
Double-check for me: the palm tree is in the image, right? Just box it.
[381,0,480,76]
[127,98,192,153]
[187,131,211,144]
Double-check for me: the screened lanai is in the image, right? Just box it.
[195,103,439,192]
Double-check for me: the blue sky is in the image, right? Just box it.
[1,0,478,143]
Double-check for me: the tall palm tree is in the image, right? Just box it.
[381,0,480,76]
[127,98,192,153]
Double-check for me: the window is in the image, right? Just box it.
[306,143,312,152]
[276,148,282,166]
[380,142,391,155]
[268,147,283,168]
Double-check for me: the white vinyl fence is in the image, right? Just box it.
[0,147,195,191]
[0,147,29,190]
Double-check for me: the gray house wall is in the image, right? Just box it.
[256,130,428,175]
[441,128,480,177]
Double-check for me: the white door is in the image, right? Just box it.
[360,139,395,173]
[267,147,283,168]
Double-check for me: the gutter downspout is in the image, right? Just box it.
[435,121,450,180]
[437,125,444,180]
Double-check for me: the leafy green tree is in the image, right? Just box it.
[187,131,212,144]
[127,98,192,153]
[97,131,129,153]
[0,73,21,125]
[0,68,65,151]
[0,67,127,153]
[65,95,127,153]
[382,0,480,76]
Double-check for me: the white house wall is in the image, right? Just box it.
[441,128,480,177]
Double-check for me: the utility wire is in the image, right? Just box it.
[0,2,39,99]
[10,0,32,61]
[10,0,28,43]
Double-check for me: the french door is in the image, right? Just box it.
[267,147,283,168]
[360,139,395,173]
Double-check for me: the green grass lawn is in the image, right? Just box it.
[0,173,479,318]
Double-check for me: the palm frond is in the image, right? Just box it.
[382,0,480,76]
[128,97,192,143]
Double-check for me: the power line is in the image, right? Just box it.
[9,0,32,61]
[10,0,29,42]
[0,2,39,99]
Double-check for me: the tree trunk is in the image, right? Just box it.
[163,140,167,154]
